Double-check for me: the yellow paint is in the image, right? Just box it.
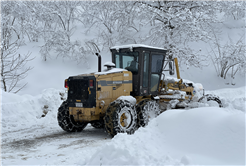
[70,71,133,123]
[120,113,127,127]
[69,107,101,122]
[174,58,181,79]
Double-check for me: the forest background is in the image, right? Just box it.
[1,1,245,94]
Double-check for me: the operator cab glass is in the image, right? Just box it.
[110,45,167,96]
[150,54,165,92]
[115,52,139,74]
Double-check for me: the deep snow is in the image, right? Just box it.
[1,85,245,165]
[84,107,245,165]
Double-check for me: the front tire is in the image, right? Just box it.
[137,99,160,127]
[104,99,137,137]
[198,94,223,107]
[57,101,88,132]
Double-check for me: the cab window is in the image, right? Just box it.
[114,52,139,74]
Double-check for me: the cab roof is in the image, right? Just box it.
[110,44,166,51]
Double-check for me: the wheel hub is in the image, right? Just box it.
[120,113,127,127]
[118,107,133,129]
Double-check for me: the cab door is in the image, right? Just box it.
[141,52,165,96]
[141,51,150,96]
[149,53,165,95]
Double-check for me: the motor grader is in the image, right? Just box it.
[58,44,222,137]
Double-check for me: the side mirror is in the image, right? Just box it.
[169,61,175,75]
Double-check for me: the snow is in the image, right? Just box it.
[83,105,245,165]
[117,96,137,105]
[95,68,127,75]
[207,86,246,112]
[103,61,115,67]
[1,89,111,165]
[111,44,166,51]
[165,76,195,85]
[1,86,245,165]
[1,88,63,134]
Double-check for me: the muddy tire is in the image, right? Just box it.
[137,99,160,127]
[57,101,88,132]
[198,94,223,107]
[104,100,137,137]
[91,121,104,129]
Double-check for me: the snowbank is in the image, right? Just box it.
[1,85,245,165]
[81,86,245,165]
[1,88,64,134]
[207,86,246,113]
[83,107,245,165]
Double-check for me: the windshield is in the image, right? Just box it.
[114,52,139,74]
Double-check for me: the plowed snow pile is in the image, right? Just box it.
[1,86,245,165]
[83,107,245,165]
[82,86,245,165]
[1,88,63,134]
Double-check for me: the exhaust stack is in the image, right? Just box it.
[95,53,101,72]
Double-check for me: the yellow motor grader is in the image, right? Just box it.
[58,44,222,137]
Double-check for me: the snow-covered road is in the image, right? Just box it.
[1,89,110,165]
[2,124,110,165]
[1,87,245,165]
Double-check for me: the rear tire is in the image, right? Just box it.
[137,99,160,127]
[104,99,137,137]
[57,101,88,132]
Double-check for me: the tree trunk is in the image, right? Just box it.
[2,79,7,92]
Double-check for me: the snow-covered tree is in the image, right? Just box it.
[0,39,33,93]
[220,1,246,20]
[37,1,92,64]
[209,29,245,80]
[1,1,42,42]
[135,1,223,68]
[1,1,34,93]
[80,1,140,50]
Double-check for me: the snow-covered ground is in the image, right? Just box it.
[1,85,245,165]
[1,89,111,165]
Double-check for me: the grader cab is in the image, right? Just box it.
[58,44,222,137]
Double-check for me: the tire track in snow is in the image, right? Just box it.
[1,126,111,165]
